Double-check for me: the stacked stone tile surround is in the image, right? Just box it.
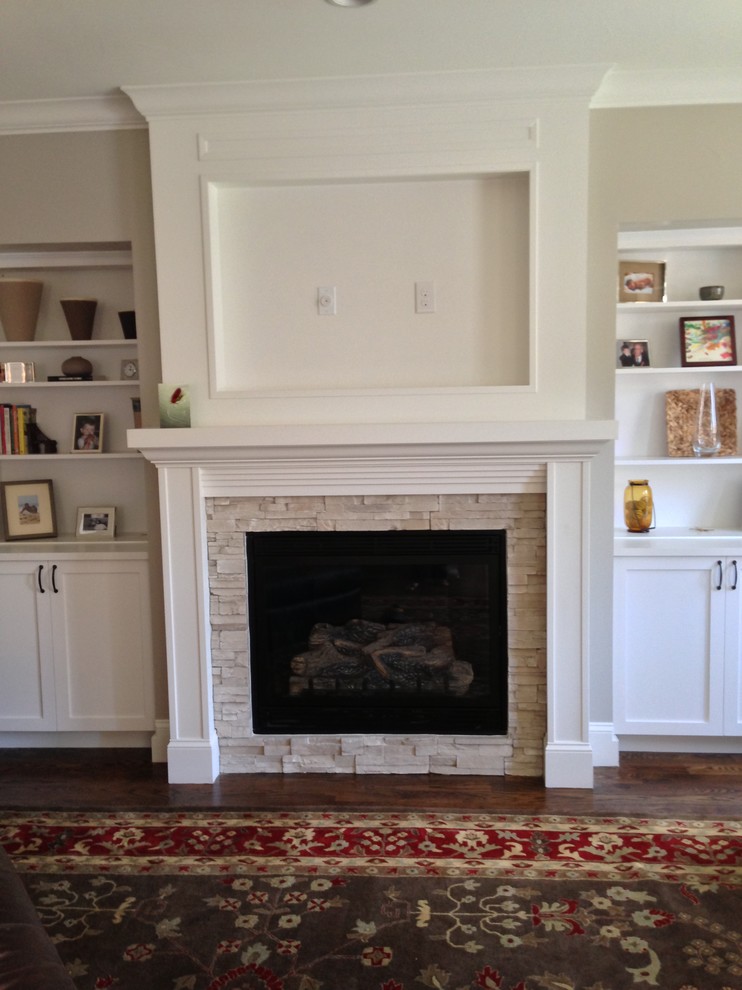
[207,492,546,776]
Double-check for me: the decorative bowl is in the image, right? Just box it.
[699,285,725,300]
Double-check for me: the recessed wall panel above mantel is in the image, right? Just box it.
[207,173,529,395]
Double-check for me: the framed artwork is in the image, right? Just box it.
[618,260,666,303]
[72,413,104,452]
[617,339,651,368]
[158,384,191,428]
[76,506,116,539]
[679,316,737,367]
[0,479,57,541]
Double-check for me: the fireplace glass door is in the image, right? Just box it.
[246,530,508,735]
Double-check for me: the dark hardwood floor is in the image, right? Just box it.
[1,749,742,818]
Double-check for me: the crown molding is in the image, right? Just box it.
[0,95,145,135]
[592,67,742,108]
[123,65,611,119]
[3,64,737,135]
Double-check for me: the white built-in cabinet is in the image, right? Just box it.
[0,546,154,732]
[613,226,742,747]
[614,549,742,736]
[0,243,155,744]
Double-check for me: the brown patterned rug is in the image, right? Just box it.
[2,810,742,990]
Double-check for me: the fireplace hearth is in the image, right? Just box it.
[246,530,508,736]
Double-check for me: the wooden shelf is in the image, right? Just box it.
[0,340,136,349]
[617,456,742,466]
[616,365,742,375]
[0,452,142,461]
[0,381,137,389]
[618,299,742,312]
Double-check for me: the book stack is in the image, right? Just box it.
[1,404,37,454]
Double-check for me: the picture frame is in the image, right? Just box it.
[679,316,737,367]
[0,479,57,541]
[72,413,104,453]
[618,260,666,303]
[76,506,116,539]
[617,339,651,368]
[1,361,35,383]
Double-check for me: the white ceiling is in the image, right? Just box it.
[2,0,742,115]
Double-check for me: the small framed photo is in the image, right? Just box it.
[618,260,666,303]
[0,479,57,541]
[617,339,651,368]
[72,413,104,452]
[679,316,737,367]
[76,506,116,539]
[1,361,35,383]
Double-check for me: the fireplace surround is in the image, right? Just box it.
[133,419,613,787]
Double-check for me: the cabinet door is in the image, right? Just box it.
[723,556,742,734]
[614,556,726,735]
[0,562,56,730]
[49,560,154,731]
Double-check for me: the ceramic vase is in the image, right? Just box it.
[0,279,43,341]
[60,297,97,340]
[624,479,654,533]
[61,355,93,377]
[118,310,136,339]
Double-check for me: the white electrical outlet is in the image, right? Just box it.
[415,281,435,313]
[317,286,337,315]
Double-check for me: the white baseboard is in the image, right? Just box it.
[619,736,742,754]
[0,731,155,749]
[591,722,742,758]
[589,722,620,767]
[151,720,170,763]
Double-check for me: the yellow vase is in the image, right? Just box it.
[624,480,653,533]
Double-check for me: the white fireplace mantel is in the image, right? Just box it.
[132,419,615,788]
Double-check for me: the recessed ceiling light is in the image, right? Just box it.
[325,0,377,6]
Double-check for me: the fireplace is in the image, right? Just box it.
[132,420,613,786]
[246,529,508,736]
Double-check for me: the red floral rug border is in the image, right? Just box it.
[2,811,741,885]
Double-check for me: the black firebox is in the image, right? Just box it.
[245,530,508,735]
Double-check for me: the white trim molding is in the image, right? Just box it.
[592,67,742,109]
[0,95,145,135]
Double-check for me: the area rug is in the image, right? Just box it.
[2,811,742,990]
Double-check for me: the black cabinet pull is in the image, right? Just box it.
[732,560,738,591]
[37,564,45,593]
[716,560,723,590]
[51,564,58,594]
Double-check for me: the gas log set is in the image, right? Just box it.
[289,617,474,697]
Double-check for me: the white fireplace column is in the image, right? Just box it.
[133,421,613,788]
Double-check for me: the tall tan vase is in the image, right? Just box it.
[60,298,97,340]
[0,279,43,341]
